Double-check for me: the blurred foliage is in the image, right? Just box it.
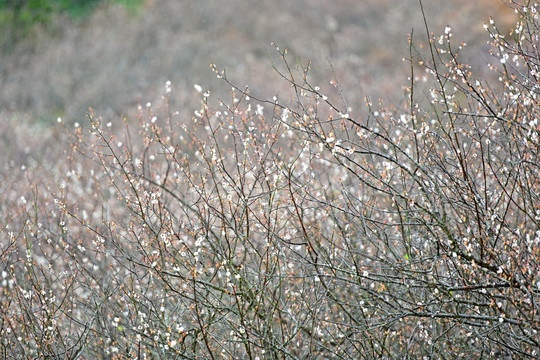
[0,0,142,48]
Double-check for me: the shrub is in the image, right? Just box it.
[0,0,143,48]
[0,1,538,358]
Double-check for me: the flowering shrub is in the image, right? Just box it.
[0,1,539,359]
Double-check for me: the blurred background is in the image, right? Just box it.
[0,0,515,126]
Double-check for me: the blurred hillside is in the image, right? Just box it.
[0,0,516,124]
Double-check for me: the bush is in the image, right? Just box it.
[0,1,538,358]
[0,0,142,48]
